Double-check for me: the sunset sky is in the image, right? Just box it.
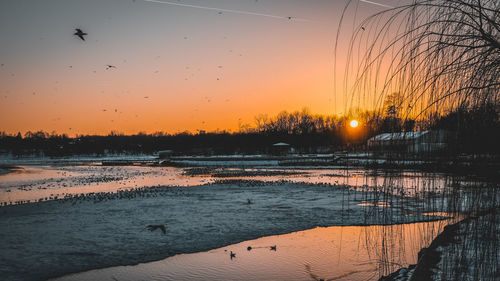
[0,0,396,136]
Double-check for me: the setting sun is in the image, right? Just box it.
[350,120,359,128]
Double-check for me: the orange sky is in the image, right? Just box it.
[0,0,392,136]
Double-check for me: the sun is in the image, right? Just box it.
[350,120,359,128]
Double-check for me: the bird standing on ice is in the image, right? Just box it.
[145,224,166,234]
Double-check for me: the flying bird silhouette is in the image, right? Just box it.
[106,65,117,70]
[74,29,87,41]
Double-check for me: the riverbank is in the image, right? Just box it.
[0,165,22,176]
[379,209,500,281]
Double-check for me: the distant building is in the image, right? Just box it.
[271,142,292,155]
[367,130,450,154]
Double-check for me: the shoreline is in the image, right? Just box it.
[379,208,499,281]
[0,165,22,176]
[378,220,463,281]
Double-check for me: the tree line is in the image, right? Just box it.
[0,105,498,156]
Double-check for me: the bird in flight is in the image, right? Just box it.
[106,65,117,70]
[74,29,87,41]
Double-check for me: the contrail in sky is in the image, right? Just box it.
[359,0,394,9]
[143,0,310,22]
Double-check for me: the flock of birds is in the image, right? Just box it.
[2,174,320,262]
[2,0,315,128]
[18,176,282,261]
[3,19,243,128]
[0,0,383,131]
[68,26,231,127]
[226,244,277,260]
[1,169,342,207]
[74,28,118,71]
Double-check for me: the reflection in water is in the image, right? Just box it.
[1,163,482,280]
[0,165,458,206]
[358,201,391,207]
[0,166,212,205]
[53,219,453,281]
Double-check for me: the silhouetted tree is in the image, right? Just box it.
[339,0,500,122]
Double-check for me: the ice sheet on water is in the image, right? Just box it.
[0,180,444,281]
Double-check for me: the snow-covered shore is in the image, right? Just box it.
[0,180,444,281]
[379,210,500,281]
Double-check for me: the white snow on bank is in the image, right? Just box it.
[379,211,499,281]
[432,213,500,281]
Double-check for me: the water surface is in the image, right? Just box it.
[0,164,455,205]
[54,218,451,281]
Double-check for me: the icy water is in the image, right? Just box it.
[0,166,212,204]
[53,219,452,281]
[0,164,453,205]
[0,160,463,281]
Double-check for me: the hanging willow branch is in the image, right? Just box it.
[337,0,500,120]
